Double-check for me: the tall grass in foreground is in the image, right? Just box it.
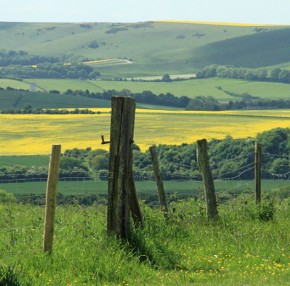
[0,197,289,285]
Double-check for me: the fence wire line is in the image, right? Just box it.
[211,152,253,165]
[0,177,94,184]
[262,169,290,179]
[214,166,255,181]
[216,180,255,193]
[262,152,290,159]
[213,162,255,179]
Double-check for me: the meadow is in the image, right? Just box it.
[0,109,289,155]
[2,77,290,105]
[0,197,289,285]
[0,178,289,203]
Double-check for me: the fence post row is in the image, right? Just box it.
[196,139,218,220]
[255,143,262,204]
[43,144,61,253]
[149,145,168,213]
[107,96,142,239]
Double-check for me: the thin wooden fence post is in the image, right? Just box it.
[107,96,137,239]
[43,144,61,253]
[196,139,218,220]
[149,145,168,213]
[255,143,262,204]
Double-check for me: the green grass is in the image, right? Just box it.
[0,155,49,167]
[195,27,290,68]
[0,197,289,285]
[0,90,111,110]
[22,79,104,93]
[91,78,290,102]
[3,77,290,105]
[0,22,286,77]
[1,179,288,201]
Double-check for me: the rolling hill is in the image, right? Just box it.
[0,21,288,77]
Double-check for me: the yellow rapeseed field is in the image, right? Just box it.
[157,20,289,27]
[0,109,289,155]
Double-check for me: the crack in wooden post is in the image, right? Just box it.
[107,96,142,239]
[197,139,218,220]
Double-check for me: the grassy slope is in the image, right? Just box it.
[195,27,290,68]
[0,201,289,285]
[0,22,286,77]
[0,90,111,110]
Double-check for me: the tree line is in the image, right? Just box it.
[0,62,100,80]
[64,88,290,111]
[197,64,290,84]
[0,104,99,115]
[1,128,288,182]
[0,50,59,66]
[2,85,290,112]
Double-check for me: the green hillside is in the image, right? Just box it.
[0,90,110,110]
[0,21,287,77]
[195,27,290,68]
[2,78,290,106]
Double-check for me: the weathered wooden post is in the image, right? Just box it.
[196,139,218,220]
[107,96,139,239]
[129,174,144,227]
[149,145,168,213]
[255,143,262,204]
[43,144,61,253]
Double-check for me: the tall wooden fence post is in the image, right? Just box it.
[43,144,61,253]
[255,143,262,204]
[107,96,138,239]
[149,145,168,213]
[196,139,218,220]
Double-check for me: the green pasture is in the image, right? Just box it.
[1,179,288,201]
[0,22,286,77]
[91,78,290,102]
[2,77,290,104]
[0,89,111,110]
[22,78,104,93]
[0,79,31,90]
[0,155,49,167]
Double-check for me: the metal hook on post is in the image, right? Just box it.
[101,135,110,145]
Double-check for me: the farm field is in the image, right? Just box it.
[0,90,111,110]
[1,179,288,200]
[2,77,290,104]
[0,109,289,155]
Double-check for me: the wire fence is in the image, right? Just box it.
[0,143,289,205]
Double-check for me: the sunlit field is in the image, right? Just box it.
[0,109,289,155]
[157,20,289,27]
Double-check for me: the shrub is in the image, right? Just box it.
[0,190,16,203]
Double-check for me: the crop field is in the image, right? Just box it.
[0,109,289,155]
[0,155,49,167]
[1,179,288,199]
[0,90,111,110]
[21,78,104,93]
[2,77,290,103]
